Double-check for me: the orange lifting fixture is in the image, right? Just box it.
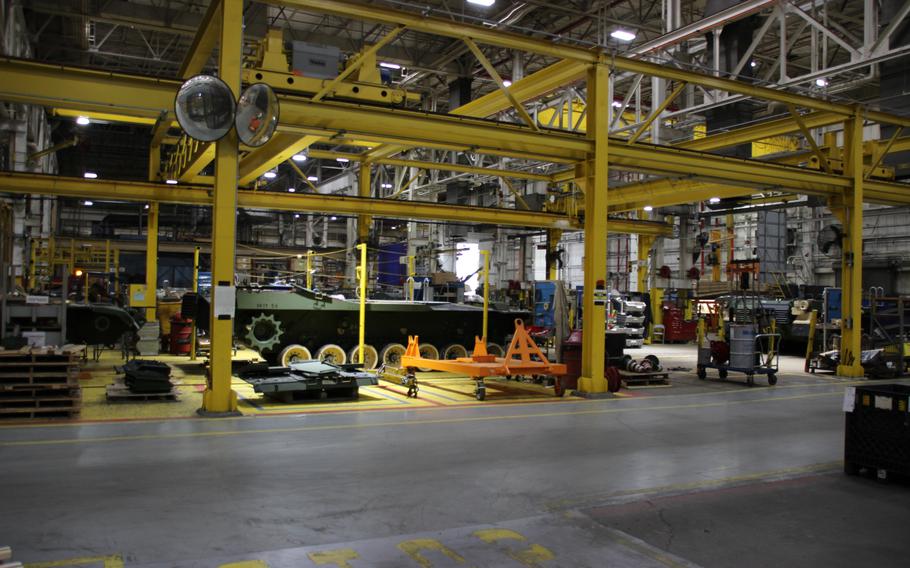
[400,319,567,401]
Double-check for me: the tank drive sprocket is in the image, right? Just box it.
[245,313,284,353]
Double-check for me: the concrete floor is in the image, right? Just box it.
[1,346,908,567]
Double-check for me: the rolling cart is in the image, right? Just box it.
[696,322,781,387]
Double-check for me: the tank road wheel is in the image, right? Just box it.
[486,343,505,357]
[417,343,440,372]
[279,344,312,367]
[442,343,469,360]
[379,343,407,369]
[245,313,284,353]
[316,344,347,365]
[347,344,379,370]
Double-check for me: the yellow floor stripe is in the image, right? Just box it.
[0,390,839,448]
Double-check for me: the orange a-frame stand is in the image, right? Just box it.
[400,319,567,400]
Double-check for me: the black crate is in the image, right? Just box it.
[844,384,910,476]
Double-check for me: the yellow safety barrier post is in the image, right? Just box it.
[357,243,367,364]
[306,250,313,289]
[480,249,490,342]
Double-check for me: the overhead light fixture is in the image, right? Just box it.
[165,179,178,185]
[76,116,90,126]
[144,204,150,209]
[307,176,318,182]
[611,101,623,108]
[288,187,296,193]
[815,78,828,87]
[709,197,721,204]
[379,61,401,70]
[502,80,512,87]
[330,215,338,221]
[381,183,393,189]
[750,60,758,68]
[263,171,277,179]
[610,29,637,42]
[292,153,307,162]
[83,200,94,206]
[294,213,300,219]
[643,205,653,212]
[83,172,98,179]
[336,158,349,163]
[467,0,495,6]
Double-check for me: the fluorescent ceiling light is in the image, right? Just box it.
[83,200,94,206]
[611,29,637,42]
[292,153,307,162]
[144,204,149,209]
[750,61,758,68]
[502,80,512,87]
[294,214,300,219]
[467,0,495,6]
[379,62,401,69]
[165,179,178,185]
[611,101,623,108]
[643,205,653,212]
[263,171,277,179]
[330,216,338,221]
[307,176,319,182]
[76,116,90,125]
[709,197,721,204]
[815,78,828,87]
[381,183,393,189]
[83,172,98,179]
[288,187,296,193]
[336,158,349,163]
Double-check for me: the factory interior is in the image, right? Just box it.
[2,0,910,566]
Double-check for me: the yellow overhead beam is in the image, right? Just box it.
[53,108,158,126]
[676,112,844,152]
[277,0,910,127]
[0,172,675,235]
[463,37,539,131]
[305,150,554,181]
[237,133,321,185]
[178,0,222,79]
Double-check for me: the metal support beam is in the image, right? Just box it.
[546,229,562,280]
[201,0,241,416]
[675,112,843,152]
[178,0,221,78]
[144,202,158,322]
[312,26,404,102]
[628,82,686,144]
[275,0,910,127]
[865,127,903,180]
[788,105,832,174]
[237,133,320,185]
[463,37,538,130]
[358,163,372,243]
[836,112,865,378]
[578,63,610,394]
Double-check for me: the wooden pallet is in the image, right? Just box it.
[0,348,82,420]
[619,369,671,388]
[106,381,179,402]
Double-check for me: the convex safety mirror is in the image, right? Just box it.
[236,83,280,147]
[174,75,237,142]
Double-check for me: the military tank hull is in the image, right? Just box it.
[188,286,529,367]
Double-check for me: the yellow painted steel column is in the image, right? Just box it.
[637,235,654,292]
[407,255,415,300]
[837,112,865,377]
[202,0,241,414]
[480,249,490,341]
[546,229,562,280]
[144,202,159,322]
[357,243,367,364]
[190,246,200,361]
[28,239,36,290]
[358,163,372,243]
[578,62,610,394]
[306,250,313,289]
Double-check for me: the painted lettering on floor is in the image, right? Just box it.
[397,538,466,567]
[472,529,555,567]
[306,549,360,567]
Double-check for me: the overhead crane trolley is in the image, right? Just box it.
[400,319,567,400]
